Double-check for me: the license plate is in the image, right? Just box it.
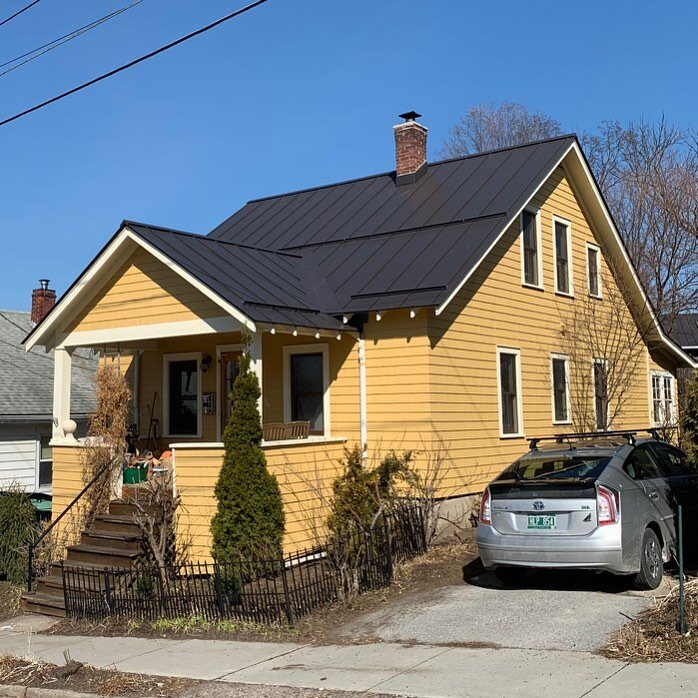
[527,514,556,529]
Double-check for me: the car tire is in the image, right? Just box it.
[494,567,526,587]
[633,528,663,590]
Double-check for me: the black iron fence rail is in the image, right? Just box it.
[63,504,427,625]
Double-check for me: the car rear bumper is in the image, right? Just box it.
[477,523,631,574]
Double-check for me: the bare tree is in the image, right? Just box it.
[440,102,562,157]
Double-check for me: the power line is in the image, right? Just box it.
[0,0,146,79]
[0,0,43,29]
[0,0,270,128]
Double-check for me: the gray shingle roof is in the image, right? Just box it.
[0,311,97,422]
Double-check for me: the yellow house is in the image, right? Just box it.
[24,114,694,563]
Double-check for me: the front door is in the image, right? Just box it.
[219,351,241,436]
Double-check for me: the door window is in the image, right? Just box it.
[167,358,199,435]
[624,445,664,480]
[651,443,690,476]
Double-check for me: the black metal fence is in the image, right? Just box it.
[62,504,427,625]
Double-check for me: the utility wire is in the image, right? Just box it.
[0,0,270,128]
[0,0,43,29]
[0,0,146,79]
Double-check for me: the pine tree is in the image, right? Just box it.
[211,332,285,561]
[682,373,698,467]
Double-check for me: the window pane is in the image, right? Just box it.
[169,359,198,435]
[663,376,674,422]
[652,375,662,424]
[40,435,52,461]
[291,353,324,432]
[522,211,538,286]
[39,459,52,487]
[588,247,599,296]
[552,358,568,422]
[594,362,608,430]
[499,353,519,434]
[555,221,570,293]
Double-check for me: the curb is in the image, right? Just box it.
[0,685,103,698]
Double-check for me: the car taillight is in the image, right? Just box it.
[597,485,619,526]
[479,487,492,525]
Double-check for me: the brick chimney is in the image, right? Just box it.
[31,279,56,325]
[394,111,427,185]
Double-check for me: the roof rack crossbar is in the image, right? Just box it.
[529,430,640,451]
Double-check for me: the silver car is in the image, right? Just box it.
[477,431,696,589]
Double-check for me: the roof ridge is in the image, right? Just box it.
[244,134,578,204]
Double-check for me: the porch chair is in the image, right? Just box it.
[285,420,310,439]
[263,422,287,441]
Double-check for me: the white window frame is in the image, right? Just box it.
[283,343,331,436]
[215,343,243,442]
[592,358,610,431]
[496,346,524,439]
[550,353,572,425]
[552,215,574,297]
[585,242,602,299]
[520,207,544,290]
[650,370,675,427]
[163,352,202,438]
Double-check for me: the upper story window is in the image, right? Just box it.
[586,243,602,298]
[283,344,330,435]
[497,347,523,437]
[520,209,542,288]
[551,354,571,424]
[651,372,675,426]
[164,353,201,437]
[554,217,573,296]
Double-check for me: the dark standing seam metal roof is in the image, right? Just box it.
[673,313,698,349]
[122,136,575,327]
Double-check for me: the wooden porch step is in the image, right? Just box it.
[34,574,64,598]
[108,500,159,517]
[21,591,65,617]
[93,514,143,536]
[66,544,142,567]
[81,530,143,551]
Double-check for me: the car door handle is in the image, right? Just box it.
[648,491,659,500]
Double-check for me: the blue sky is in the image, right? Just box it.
[1,0,696,310]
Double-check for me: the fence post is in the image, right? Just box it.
[27,545,33,592]
[60,562,68,618]
[103,567,112,616]
[383,519,394,581]
[214,562,226,619]
[279,556,294,625]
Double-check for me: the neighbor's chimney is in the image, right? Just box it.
[31,279,56,325]
[394,111,427,184]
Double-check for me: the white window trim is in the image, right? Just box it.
[496,346,524,439]
[592,358,609,431]
[550,353,572,425]
[585,242,602,299]
[215,343,243,442]
[163,352,202,438]
[283,343,331,436]
[520,207,544,290]
[650,370,676,427]
[552,215,574,297]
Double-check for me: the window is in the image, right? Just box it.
[554,218,573,295]
[650,443,691,476]
[497,348,522,437]
[593,359,609,431]
[38,435,52,489]
[163,353,201,437]
[551,355,571,424]
[586,243,601,298]
[623,445,663,480]
[521,209,541,288]
[651,372,675,426]
[283,344,330,435]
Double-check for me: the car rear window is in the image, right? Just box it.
[501,455,611,481]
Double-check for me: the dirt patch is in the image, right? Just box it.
[0,584,22,623]
[44,540,477,646]
[600,576,698,663]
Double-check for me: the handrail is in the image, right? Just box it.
[27,454,120,591]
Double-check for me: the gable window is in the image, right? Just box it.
[283,344,330,435]
[554,218,573,295]
[586,243,601,298]
[521,209,542,288]
[593,359,609,431]
[163,353,201,437]
[651,372,675,426]
[497,347,523,437]
[551,354,571,424]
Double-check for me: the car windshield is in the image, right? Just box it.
[500,455,611,481]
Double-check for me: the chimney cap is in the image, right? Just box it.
[398,111,422,123]
[39,279,50,290]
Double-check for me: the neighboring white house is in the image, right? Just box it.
[0,282,96,494]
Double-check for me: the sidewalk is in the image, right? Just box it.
[0,616,696,697]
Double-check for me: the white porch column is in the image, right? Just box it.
[52,346,74,443]
[249,331,263,421]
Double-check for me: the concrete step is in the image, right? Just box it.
[66,543,142,567]
[21,591,65,617]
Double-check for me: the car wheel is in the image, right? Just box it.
[633,528,663,590]
[494,567,526,587]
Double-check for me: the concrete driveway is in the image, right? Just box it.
[339,560,672,652]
